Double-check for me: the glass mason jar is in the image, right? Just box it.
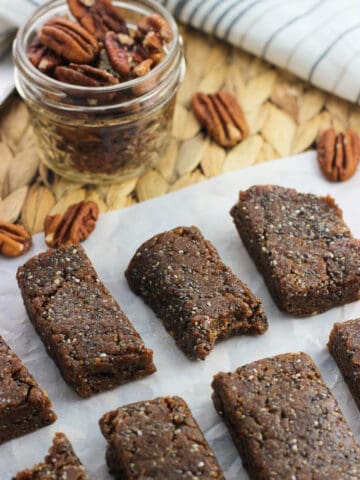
[13,0,185,184]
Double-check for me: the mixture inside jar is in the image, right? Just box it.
[23,0,178,182]
[27,0,173,87]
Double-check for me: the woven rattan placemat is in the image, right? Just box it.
[1,26,359,234]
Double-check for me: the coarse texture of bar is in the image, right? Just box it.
[99,396,224,479]
[328,318,360,410]
[212,352,360,480]
[0,335,56,445]
[125,226,267,360]
[17,244,156,398]
[13,432,88,479]
[230,185,360,316]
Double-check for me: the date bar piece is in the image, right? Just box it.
[99,396,225,480]
[125,226,267,360]
[17,245,156,398]
[328,318,360,410]
[212,352,360,480]
[230,185,360,316]
[0,335,56,445]
[13,432,88,479]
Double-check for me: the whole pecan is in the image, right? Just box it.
[39,17,99,64]
[0,222,32,258]
[44,201,99,248]
[192,91,249,147]
[27,36,62,73]
[137,14,173,43]
[317,128,360,182]
[68,0,127,40]
[55,63,119,86]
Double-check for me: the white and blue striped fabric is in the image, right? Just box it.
[1,0,360,104]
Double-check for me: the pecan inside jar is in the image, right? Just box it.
[16,0,184,184]
[136,14,173,43]
[39,17,99,64]
[55,63,119,86]
[68,0,128,40]
[27,1,174,86]
[104,31,133,78]
[27,36,62,73]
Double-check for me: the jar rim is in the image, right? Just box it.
[14,0,180,95]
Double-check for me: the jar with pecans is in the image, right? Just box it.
[13,0,185,184]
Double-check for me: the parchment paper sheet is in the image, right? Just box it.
[1,151,360,479]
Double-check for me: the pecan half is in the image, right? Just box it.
[137,14,173,43]
[39,17,99,64]
[317,128,360,182]
[55,63,119,86]
[44,201,99,248]
[143,31,163,52]
[27,36,62,73]
[104,31,133,77]
[131,43,151,64]
[150,51,165,66]
[192,91,249,147]
[116,32,150,63]
[0,222,32,258]
[132,58,153,77]
[68,0,127,40]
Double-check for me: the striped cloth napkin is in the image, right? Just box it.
[1,0,360,105]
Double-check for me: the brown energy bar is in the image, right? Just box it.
[328,318,360,410]
[0,335,56,445]
[99,396,224,479]
[17,244,156,398]
[212,352,360,479]
[125,226,267,360]
[13,432,88,479]
[230,185,360,316]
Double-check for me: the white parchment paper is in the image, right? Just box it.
[1,151,360,479]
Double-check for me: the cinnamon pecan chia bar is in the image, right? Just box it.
[328,318,360,410]
[13,432,88,479]
[125,226,267,360]
[0,335,56,444]
[212,352,360,480]
[17,245,156,398]
[231,185,360,316]
[99,396,224,479]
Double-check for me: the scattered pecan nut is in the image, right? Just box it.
[317,128,360,182]
[55,63,119,86]
[0,222,32,258]
[27,36,62,73]
[68,0,128,40]
[192,91,249,147]
[44,201,99,248]
[39,17,99,64]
